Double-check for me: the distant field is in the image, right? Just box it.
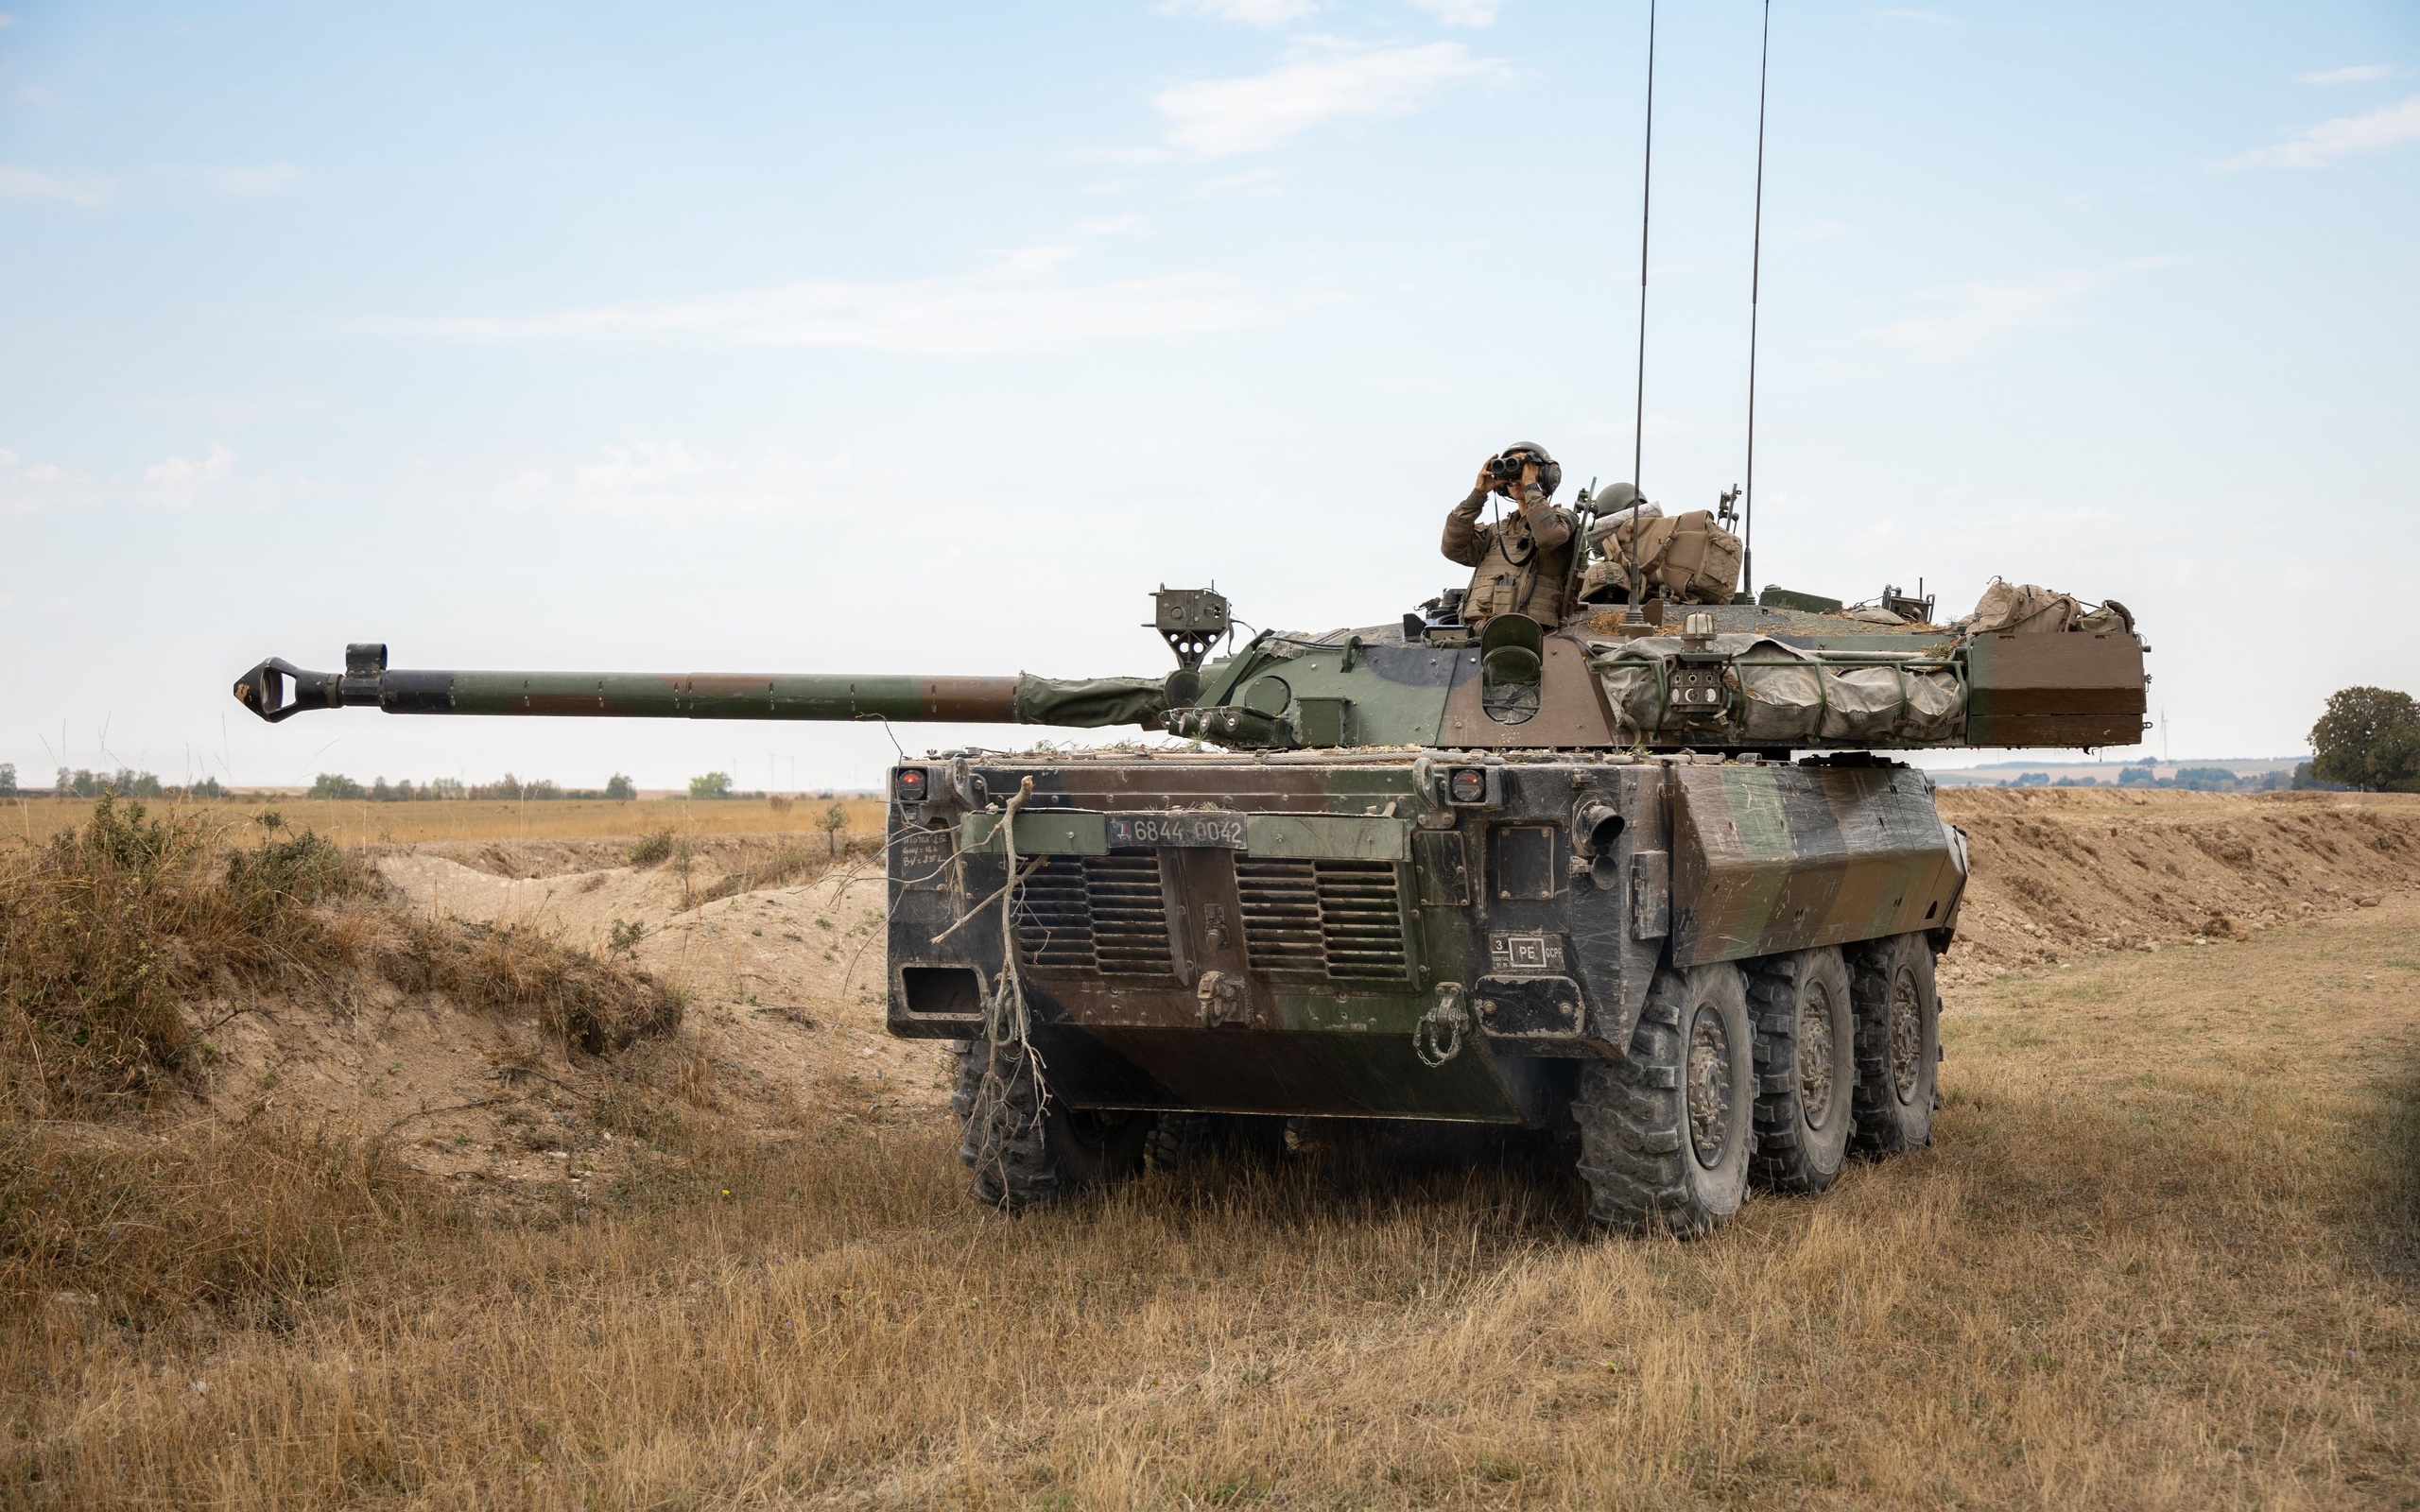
[1,794,886,849]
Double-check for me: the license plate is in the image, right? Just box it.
[1104,810,1249,849]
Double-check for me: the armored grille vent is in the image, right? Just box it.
[1012,854,1174,979]
[1236,858,1409,980]
[1234,859,1322,972]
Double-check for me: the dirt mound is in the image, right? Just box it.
[1935,789,2420,984]
[366,839,952,1172]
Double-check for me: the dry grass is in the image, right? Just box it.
[0,1118,420,1328]
[0,800,686,1340]
[4,886,2416,1505]
[0,799,371,1115]
[3,796,885,850]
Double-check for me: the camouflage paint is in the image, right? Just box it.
[878,749,1961,1124]
[1666,764,1963,967]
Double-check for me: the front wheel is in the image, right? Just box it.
[952,1039,1150,1209]
[1573,962,1755,1237]
[1850,933,1940,1159]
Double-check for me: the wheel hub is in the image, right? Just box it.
[1888,968,1924,1101]
[1799,981,1837,1129]
[1685,1006,1734,1167]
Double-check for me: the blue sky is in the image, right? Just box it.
[3,1,2415,792]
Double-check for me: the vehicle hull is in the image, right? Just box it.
[884,751,1964,1125]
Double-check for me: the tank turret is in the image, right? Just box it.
[238,583,2145,754]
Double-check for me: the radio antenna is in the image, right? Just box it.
[1631,0,1656,491]
[1741,0,1772,604]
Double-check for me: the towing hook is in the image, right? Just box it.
[1416,983,1470,1068]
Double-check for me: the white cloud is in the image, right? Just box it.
[359,247,1279,356]
[0,165,109,207]
[1869,257,2176,360]
[1408,0,1508,26]
[141,443,236,507]
[0,12,16,26]
[1152,42,1506,157]
[2294,64,2393,86]
[1077,214,1147,235]
[1157,0,1318,25]
[2218,94,2420,169]
[2,444,261,512]
[499,443,859,524]
[0,448,98,513]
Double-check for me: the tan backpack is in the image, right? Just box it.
[1585,508,1742,605]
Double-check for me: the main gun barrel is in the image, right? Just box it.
[233,644,1168,729]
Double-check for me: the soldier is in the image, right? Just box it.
[1443,442,1575,628]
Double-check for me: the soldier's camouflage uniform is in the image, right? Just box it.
[1443,483,1575,627]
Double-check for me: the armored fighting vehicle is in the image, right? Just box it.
[234,502,2145,1234]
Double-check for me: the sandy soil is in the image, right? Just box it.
[191,841,956,1206]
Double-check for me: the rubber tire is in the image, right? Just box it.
[1849,932,1940,1159]
[1749,947,1858,1194]
[1573,962,1755,1237]
[952,1039,1150,1210]
[1143,1111,1214,1172]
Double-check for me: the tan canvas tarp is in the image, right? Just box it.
[1587,634,1964,745]
[1959,580,2079,635]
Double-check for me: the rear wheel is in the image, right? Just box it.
[1750,947,1858,1194]
[1143,1111,1215,1172]
[1573,963,1755,1236]
[1850,933,1940,1159]
[953,1039,1150,1209]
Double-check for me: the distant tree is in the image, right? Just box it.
[821,802,849,856]
[46,768,156,799]
[2003,772,2049,788]
[605,772,636,801]
[2118,765,2158,787]
[0,763,15,798]
[309,772,366,800]
[183,775,225,799]
[2308,686,2420,793]
[2170,766,2239,792]
[372,776,393,801]
[689,771,734,800]
[426,777,465,800]
[2290,761,2350,793]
